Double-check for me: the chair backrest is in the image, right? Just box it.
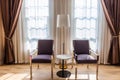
[73,40,89,55]
[38,40,53,55]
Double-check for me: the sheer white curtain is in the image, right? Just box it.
[97,1,111,64]
[13,0,53,63]
[13,7,30,63]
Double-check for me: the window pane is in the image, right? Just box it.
[75,9,83,18]
[75,0,86,8]
[91,0,98,8]
[74,0,98,51]
[91,9,97,18]
[24,0,50,51]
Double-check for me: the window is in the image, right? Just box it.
[73,0,98,51]
[24,0,52,51]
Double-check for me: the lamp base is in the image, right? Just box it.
[57,70,71,78]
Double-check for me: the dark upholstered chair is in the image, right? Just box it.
[73,40,99,80]
[30,40,54,79]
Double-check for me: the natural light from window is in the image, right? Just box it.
[24,0,50,51]
[73,0,98,51]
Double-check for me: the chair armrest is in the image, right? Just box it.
[51,52,55,64]
[74,53,77,57]
[51,55,54,64]
[51,52,58,69]
[30,49,38,56]
[73,50,77,56]
[29,49,37,64]
[73,50,78,61]
[89,49,99,61]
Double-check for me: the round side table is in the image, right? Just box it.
[56,54,72,78]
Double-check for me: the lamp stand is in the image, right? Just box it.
[59,27,67,69]
[57,14,70,69]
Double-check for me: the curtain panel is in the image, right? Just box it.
[97,1,111,64]
[0,0,23,64]
[101,0,120,64]
[0,6,4,65]
[13,12,30,63]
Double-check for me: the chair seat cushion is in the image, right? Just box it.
[77,54,97,63]
[32,55,51,63]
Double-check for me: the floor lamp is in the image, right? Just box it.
[57,14,70,69]
[57,14,70,54]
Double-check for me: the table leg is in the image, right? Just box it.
[62,60,64,76]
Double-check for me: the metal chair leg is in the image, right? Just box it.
[37,64,39,69]
[51,61,53,79]
[87,64,89,69]
[96,63,98,80]
[75,63,77,80]
[30,56,32,80]
[51,56,54,80]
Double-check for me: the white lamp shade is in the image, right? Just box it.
[57,14,70,27]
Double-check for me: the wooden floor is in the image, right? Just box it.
[0,64,120,80]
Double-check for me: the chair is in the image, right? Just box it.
[30,40,54,80]
[73,40,99,80]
